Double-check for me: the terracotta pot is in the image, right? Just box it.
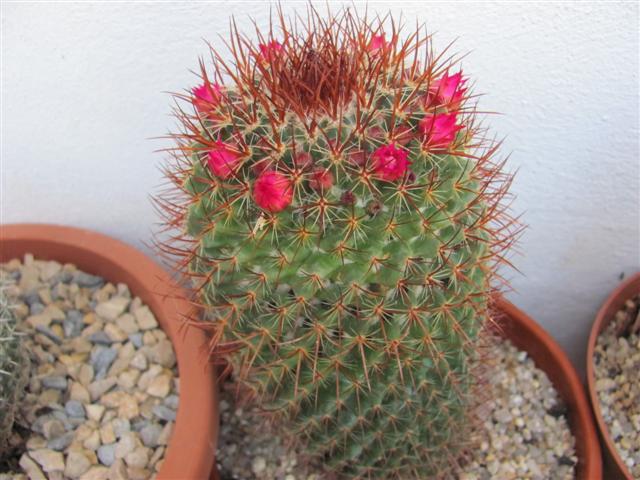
[495,296,602,480]
[0,224,219,480]
[586,272,640,480]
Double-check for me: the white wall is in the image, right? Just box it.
[2,1,639,373]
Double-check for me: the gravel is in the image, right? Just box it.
[0,255,180,479]
[593,294,640,477]
[459,340,576,480]
[215,339,577,480]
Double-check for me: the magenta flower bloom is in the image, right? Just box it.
[430,71,466,108]
[258,40,283,63]
[253,170,293,212]
[207,141,242,179]
[192,82,221,114]
[372,144,411,181]
[419,113,464,148]
[368,34,386,54]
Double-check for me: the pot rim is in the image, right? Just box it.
[586,272,640,480]
[0,223,218,480]
[495,295,602,479]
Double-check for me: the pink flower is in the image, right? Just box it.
[253,170,293,212]
[429,71,466,108]
[372,144,411,181]
[368,34,386,54]
[192,82,221,113]
[207,141,242,179]
[419,113,464,148]
[258,40,283,63]
[309,167,333,191]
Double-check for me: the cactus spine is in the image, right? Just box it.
[0,279,30,456]
[158,6,518,478]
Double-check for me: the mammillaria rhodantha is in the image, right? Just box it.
[157,5,519,478]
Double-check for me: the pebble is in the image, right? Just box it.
[42,419,66,440]
[133,306,158,330]
[19,453,46,480]
[115,432,140,459]
[79,466,109,480]
[83,431,101,451]
[65,399,86,418]
[99,423,116,444]
[150,340,177,368]
[36,325,63,344]
[140,423,163,448]
[163,394,179,410]
[64,310,84,337]
[72,271,104,288]
[64,451,92,477]
[147,375,171,398]
[110,459,129,480]
[26,313,52,329]
[88,331,113,345]
[70,382,92,403]
[30,448,65,472]
[130,351,148,371]
[112,418,132,438]
[91,346,118,378]
[88,378,117,401]
[157,422,173,446]
[47,432,75,451]
[118,369,141,390]
[78,364,95,386]
[1,257,180,479]
[97,444,116,466]
[152,405,177,422]
[129,333,144,348]
[44,304,66,321]
[95,297,130,321]
[105,323,128,342]
[41,375,67,391]
[125,446,151,469]
[85,404,106,423]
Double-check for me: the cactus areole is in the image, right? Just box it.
[158,6,518,478]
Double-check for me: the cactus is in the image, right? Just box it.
[0,278,30,455]
[158,6,519,478]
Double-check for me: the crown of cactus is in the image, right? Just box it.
[0,279,30,455]
[158,6,519,478]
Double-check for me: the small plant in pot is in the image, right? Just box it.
[158,5,592,478]
[588,272,640,479]
[0,227,218,479]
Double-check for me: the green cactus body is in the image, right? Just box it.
[0,280,30,455]
[160,7,517,478]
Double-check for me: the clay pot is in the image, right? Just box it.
[495,296,602,479]
[586,272,640,480]
[0,224,218,480]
